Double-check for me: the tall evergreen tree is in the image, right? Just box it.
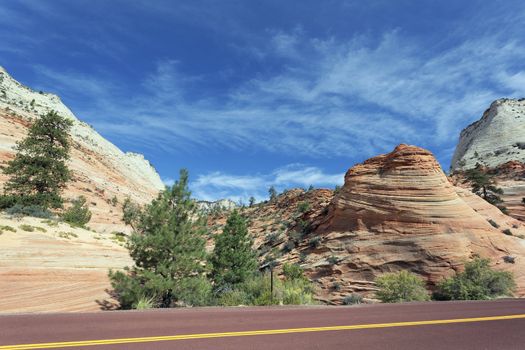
[1,111,72,209]
[465,164,504,207]
[210,210,257,292]
[109,169,211,309]
[268,186,277,202]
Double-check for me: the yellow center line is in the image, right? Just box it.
[2,313,525,349]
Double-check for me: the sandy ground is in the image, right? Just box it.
[0,214,132,313]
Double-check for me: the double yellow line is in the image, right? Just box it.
[2,313,525,349]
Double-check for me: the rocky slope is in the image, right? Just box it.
[451,98,525,222]
[0,213,132,312]
[210,145,525,304]
[0,66,164,232]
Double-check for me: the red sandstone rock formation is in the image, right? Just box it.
[312,144,525,301]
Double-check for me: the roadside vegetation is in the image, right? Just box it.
[375,258,516,303]
[110,170,315,309]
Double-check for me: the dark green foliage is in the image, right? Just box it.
[375,271,430,303]
[1,111,72,209]
[488,219,500,228]
[210,210,257,292]
[342,294,363,305]
[522,197,525,204]
[307,185,314,192]
[327,255,339,265]
[282,263,304,281]
[297,201,310,213]
[4,204,53,218]
[111,196,118,207]
[502,228,513,236]
[334,185,342,195]
[434,258,515,300]
[282,240,295,252]
[122,197,141,231]
[268,186,277,202]
[62,196,92,227]
[465,165,505,207]
[309,236,321,249]
[109,169,211,309]
[248,196,256,207]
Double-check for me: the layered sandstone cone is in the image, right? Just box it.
[313,144,525,299]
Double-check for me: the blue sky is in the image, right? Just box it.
[1,0,525,202]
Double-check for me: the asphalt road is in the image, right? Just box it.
[2,299,525,349]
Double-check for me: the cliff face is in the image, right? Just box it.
[0,66,164,232]
[450,98,525,222]
[451,98,525,171]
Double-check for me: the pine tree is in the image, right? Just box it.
[210,210,257,292]
[268,186,277,202]
[1,111,72,209]
[465,164,504,207]
[248,196,256,207]
[61,196,92,227]
[109,169,211,309]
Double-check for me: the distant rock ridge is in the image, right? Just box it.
[0,66,164,232]
[451,98,525,171]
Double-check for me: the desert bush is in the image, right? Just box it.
[217,289,249,306]
[58,231,78,239]
[282,263,304,281]
[434,258,515,300]
[327,255,340,265]
[133,296,157,310]
[0,225,16,232]
[62,196,92,227]
[488,219,499,228]
[309,236,321,249]
[342,294,363,305]
[19,224,35,232]
[4,204,53,219]
[282,240,296,252]
[297,201,310,213]
[375,271,429,303]
[502,228,513,236]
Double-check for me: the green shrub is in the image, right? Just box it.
[327,255,339,265]
[58,231,78,239]
[41,219,58,227]
[282,240,295,252]
[218,289,249,306]
[375,271,429,303]
[502,228,512,236]
[0,225,16,232]
[309,236,321,249]
[4,204,53,219]
[282,278,315,305]
[297,202,310,213]
[133,296,156,310]
[62,196,92,227]
[342,294,363,305]
[282,263,304,281]
[488,219,499,228]
[19,224,35,232]
[434,258,515,300]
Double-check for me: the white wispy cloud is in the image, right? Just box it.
[190,165,344,202]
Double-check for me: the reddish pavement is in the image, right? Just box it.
[2,299,525,349]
